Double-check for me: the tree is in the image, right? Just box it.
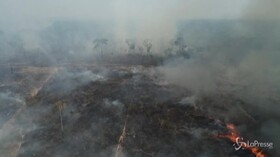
[125,39,135,53]
[143,39,152,54]
[93,38,108,56]
[173,37,190,58]
[138,46,144,54]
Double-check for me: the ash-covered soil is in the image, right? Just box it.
[0,64,274,157]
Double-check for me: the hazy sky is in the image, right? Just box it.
[0,0,250,30]
[0,0,249,20]
[1,0,278,46]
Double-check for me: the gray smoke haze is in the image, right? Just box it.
[4,0,278,63]
[155,1,280,152]
[45,68,107,93]
[159,50,280,112]
[244,0,280,20]
[158,1,280,112]
[0,0,278,52]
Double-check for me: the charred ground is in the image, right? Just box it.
[0,55,275,157]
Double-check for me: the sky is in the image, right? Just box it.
[0,0,250,31]
[0,0,249,20]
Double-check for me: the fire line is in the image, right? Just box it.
[218,123,266,157]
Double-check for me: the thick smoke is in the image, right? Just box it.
[244,0,280,20]
[159,1,280,111]
[159,50,280,112]
[158,2,280,155]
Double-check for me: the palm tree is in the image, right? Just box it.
[125,39,135,53]
[143,39,152,54]
[93,38,108,56]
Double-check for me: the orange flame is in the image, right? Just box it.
[218,123,266,157]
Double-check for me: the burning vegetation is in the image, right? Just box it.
[218,123,266,157]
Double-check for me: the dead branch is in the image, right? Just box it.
[115,116,128,157]
[55,100,65,132]
[237,105,257,123]
[15,129,25,157]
